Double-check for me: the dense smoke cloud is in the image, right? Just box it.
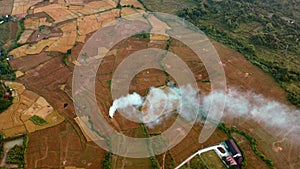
[109,92,143,118]
[109,85,300,139]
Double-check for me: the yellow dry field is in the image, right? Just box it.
[22,97,54,119]
[0,82,64,138]
[24,17,52,30]
[77,35,86,43]
[18,30,34,44]
[121,7,139,17]
[15,71,24,78]
[77,14,102,36]
[24,110,64,133]
[98,9,120,27]
[3,126,27,138]
[8,38,59,58]
[46,8,77,23]
[34,4,77,23]
[65,0,84,5]
[33,4,62,13]
[148,14,170,41]
[11,0,42,16]
[120,0,144,8]
[65,166,85,169]
[73,1,116,15]
[46,21,77,53]
[77,9,120,37]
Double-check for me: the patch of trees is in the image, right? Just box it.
[0,82,13,113]
[177,0,300,108]
[0,18,25,80]
[4,135,28,168]
[6,145,25,166]
[102,152,112,169]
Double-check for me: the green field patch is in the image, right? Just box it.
[200,150,227,169]
[29,115,48,126]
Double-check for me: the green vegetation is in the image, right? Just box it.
[164,151,177,169]
[0,18,25,80]
[7,18,25,52]
[139,0,198,14]
[29,115,48,126]
[190,155,206,169]
[6,145,25,166]
[0,82,13,113]
[0,22,10,44]
[102,152,112,169]
[177,0,300,107]
[133,31,151,39]
[218,123,274,169]
[201,151,227,169]
[5,135,28,168]
[140,124,160,169]
[63,49,72,66]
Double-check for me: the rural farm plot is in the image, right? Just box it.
[0,82,64,138]
[17,30,34,44]
[16,55,75,120]
[26,121,107,169]
[77,14,103,37]
[34,4,78,23]
[11,0,43,16]
[121,7,140,17]
[8,37,59,58]
[72,1,117,15]
[24,17,52,30]
[9,52,53,72]
[5,1,299,168]
[46,21,77,53]
[120,0,145,8]
[0,0,13,16]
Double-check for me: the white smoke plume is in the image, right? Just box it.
[109,85,300,140]
[109,92,143,118]
[203,88,300,139]
[108,84,200,127]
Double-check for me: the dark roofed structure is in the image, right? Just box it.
[225,139,243,169]
[225,139,241,156]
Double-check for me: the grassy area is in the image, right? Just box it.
[137,0,300,107]
[29,115,48,126]
[0,22,10,44]
[177,0,300,107]
[139,0,198,14]
[179,154,207,169]
[201,151,227,169]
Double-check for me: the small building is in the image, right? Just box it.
[4,92,10,99]
[225,139,244,169]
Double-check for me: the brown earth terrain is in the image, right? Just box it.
[4,0,299,168]
[0,0,13,16]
